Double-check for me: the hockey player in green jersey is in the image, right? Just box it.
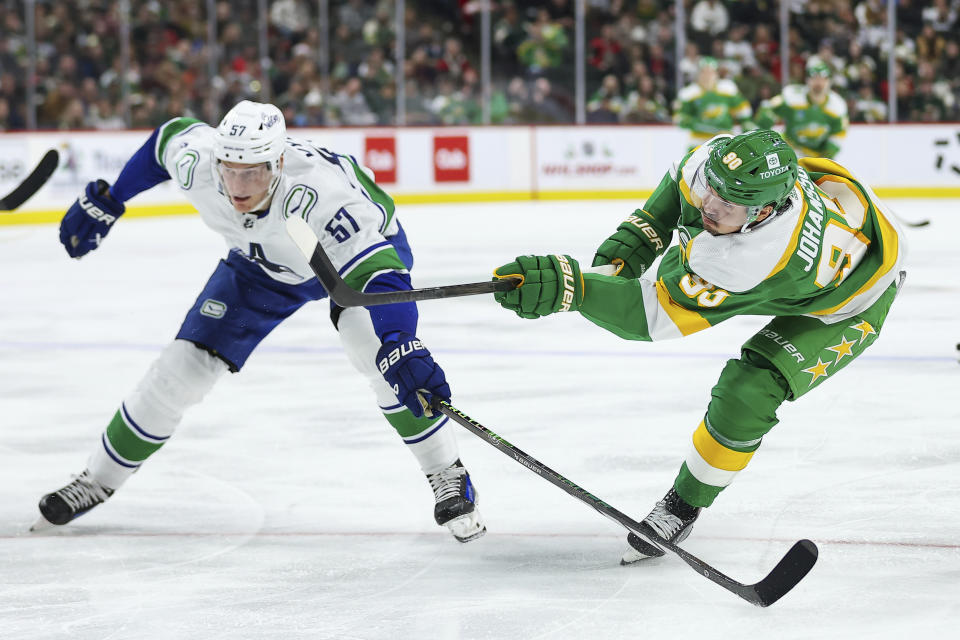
[674,57,755,151]
[755,62,848,159]
[491,129,905,562]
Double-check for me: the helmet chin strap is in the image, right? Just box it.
[246,178,279,212]
[738,197,791,234]
[245,192,273,213]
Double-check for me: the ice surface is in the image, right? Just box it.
[1,200,958,639]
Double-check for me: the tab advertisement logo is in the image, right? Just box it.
[434,135,470,182]
[364,136,397,183]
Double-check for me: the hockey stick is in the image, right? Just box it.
[286,216,618,306]
[0,149,59,212]
[433,399,818,607]
[886,206,930,228]
[286,215,519,306]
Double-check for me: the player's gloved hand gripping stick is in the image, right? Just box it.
[376,332,450,418]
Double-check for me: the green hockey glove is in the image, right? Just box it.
[493,254,584,319]
[592,214,665,279]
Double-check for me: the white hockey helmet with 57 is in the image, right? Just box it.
[212,100,286,210]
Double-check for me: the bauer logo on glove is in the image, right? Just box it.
[59,179,126,258]
[492,254,584,319]
[376,333,450,418]
[77,193,119,225]
[377,339,426,374]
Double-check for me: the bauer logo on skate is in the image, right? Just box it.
[378,340,426,374]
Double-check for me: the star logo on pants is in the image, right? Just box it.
[849,320,876,344]
[802,358,831,386]
[826,335,857,362]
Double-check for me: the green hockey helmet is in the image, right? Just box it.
[698,56,719,70]
[701,129,799,224]
[807,61,832,78]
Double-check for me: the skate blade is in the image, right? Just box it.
[445,511,486,543]
[29,516,57,533]
[620,546,666,565]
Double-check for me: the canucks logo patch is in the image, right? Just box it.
[200,299,227,319]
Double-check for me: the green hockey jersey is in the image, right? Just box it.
[755,85,848,158]
[580,138,904,341]
[673,79,753,144]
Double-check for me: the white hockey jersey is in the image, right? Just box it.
[154,118,405,289]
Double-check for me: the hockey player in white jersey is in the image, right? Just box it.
[34,100,485,543]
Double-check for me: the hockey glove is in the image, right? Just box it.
[377,333,451,418]
[493,254,583,319]
[59,180,125,258]
[591,214,664,279]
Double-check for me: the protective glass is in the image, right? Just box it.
[691,164,752,227]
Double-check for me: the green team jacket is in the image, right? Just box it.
[755,85,848,158]
[579,139,904,341]
[673,79,753,140]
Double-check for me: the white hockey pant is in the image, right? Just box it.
[87,339,228,489]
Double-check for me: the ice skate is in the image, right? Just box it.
[427,459,486,543]
[30,470,114,531]
[621,488,700,564]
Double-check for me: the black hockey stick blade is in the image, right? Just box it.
[285,215,518,306]
[0,149,59,211]
[748,539,819,606]
[433,399,818,607]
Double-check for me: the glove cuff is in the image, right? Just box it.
[550,254,583,312]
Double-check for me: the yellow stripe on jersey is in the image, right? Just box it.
[678,174,697,207]
[798,157,852,180]
[691,421,756,471]
[764,183,808,281]
[655,278,711,335]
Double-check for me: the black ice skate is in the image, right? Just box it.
[621,488,701,564]
[427,459,486,543]
[31,470,114,531]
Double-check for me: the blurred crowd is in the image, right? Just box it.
[0,0,958,131]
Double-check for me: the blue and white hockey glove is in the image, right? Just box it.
[376,332,451,418]
[59,180,125,258]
